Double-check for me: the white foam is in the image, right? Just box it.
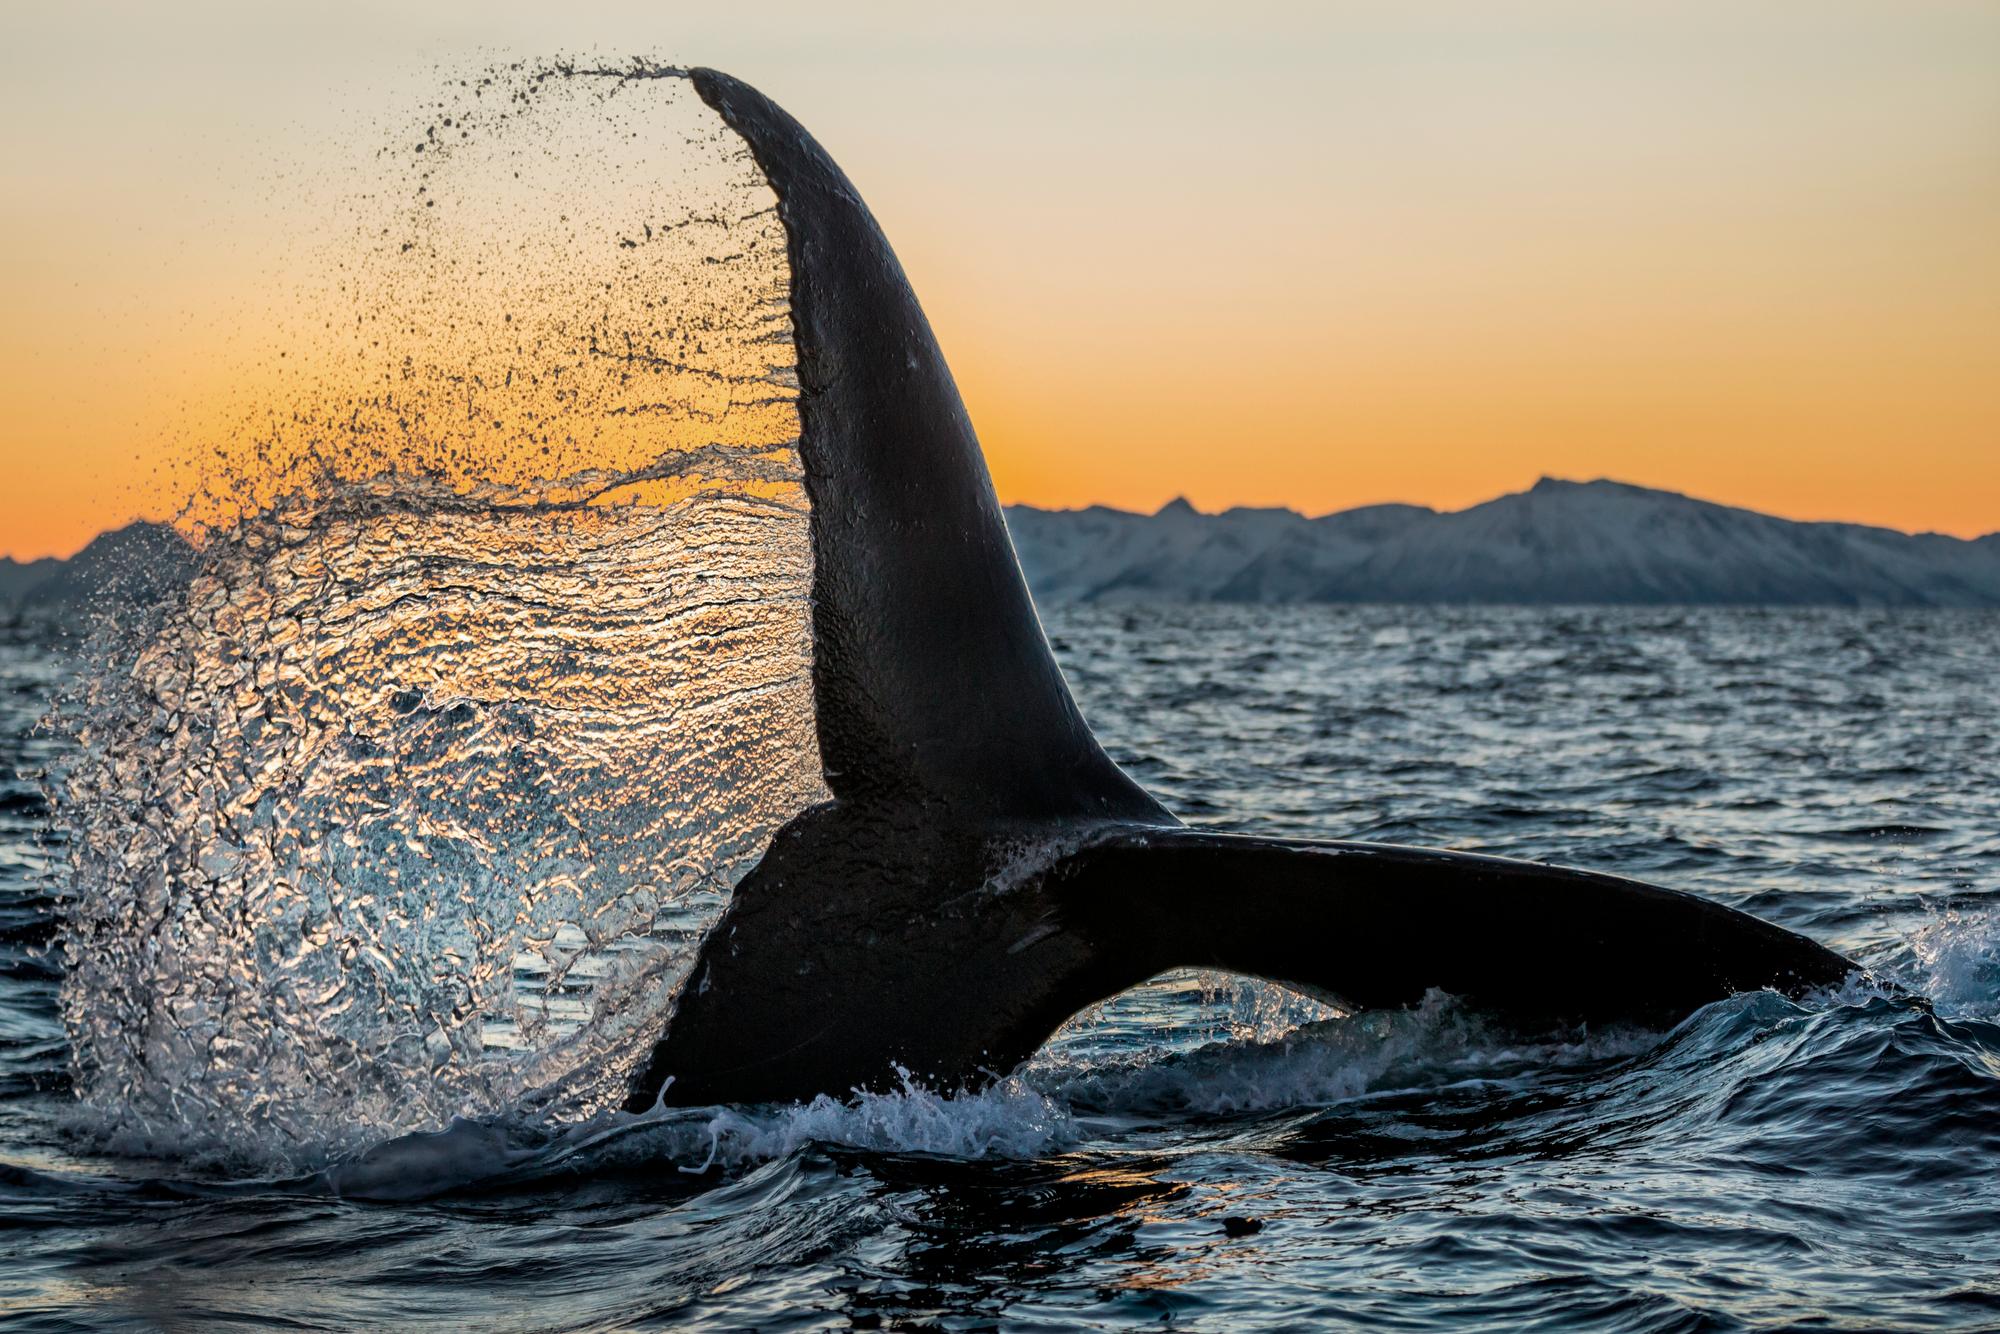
[319,1068,1074,1199]
[671,1069,1075,1171]
[1905,904,2000,1020]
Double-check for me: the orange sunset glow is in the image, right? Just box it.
[2,1,1996,560]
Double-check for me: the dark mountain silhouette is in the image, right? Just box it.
[0,522,197,622]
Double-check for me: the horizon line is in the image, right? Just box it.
[5,473,1996,564]
[1001,475,2000,542]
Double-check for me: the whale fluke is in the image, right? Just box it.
[687,70,1164,825]
[625,71,1854,1111]
[635,818,1852,1108]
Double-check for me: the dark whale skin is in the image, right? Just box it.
[623,71,1855,1112]
[635,818,1852,1108]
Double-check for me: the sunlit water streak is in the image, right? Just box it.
[4,606,1998,1329]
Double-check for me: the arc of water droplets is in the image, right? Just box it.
[53,63,829,1168]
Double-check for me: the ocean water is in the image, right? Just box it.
[2,602,1997,1330]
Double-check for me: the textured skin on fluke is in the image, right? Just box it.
[625,71,1855,1112]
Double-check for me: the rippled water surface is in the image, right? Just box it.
[4,604,1999,1330]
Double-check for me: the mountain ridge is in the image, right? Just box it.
[7,483,1998,613]
[1004,477,2000,606]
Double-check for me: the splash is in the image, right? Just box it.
[323,1068,1078,1200]
[319,985,1674,1200]
[1904,905,2000,1021]
[50,62,828,1169]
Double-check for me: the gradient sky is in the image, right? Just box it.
[2,1,1996,559]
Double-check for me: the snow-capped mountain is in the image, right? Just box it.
[1005,479,2000,606]
[10,486,1996,616]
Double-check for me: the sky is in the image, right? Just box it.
[2,1,1996,559]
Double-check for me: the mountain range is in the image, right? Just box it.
[0,522,197,623]
[1003,478,2000,606]
[6,481,1998,614]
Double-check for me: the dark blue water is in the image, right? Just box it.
[4,605,1998,1330]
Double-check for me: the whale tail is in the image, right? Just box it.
[623,71,1855,1111]
[1059,830,1854,1024]
[634,818,1852,1109]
